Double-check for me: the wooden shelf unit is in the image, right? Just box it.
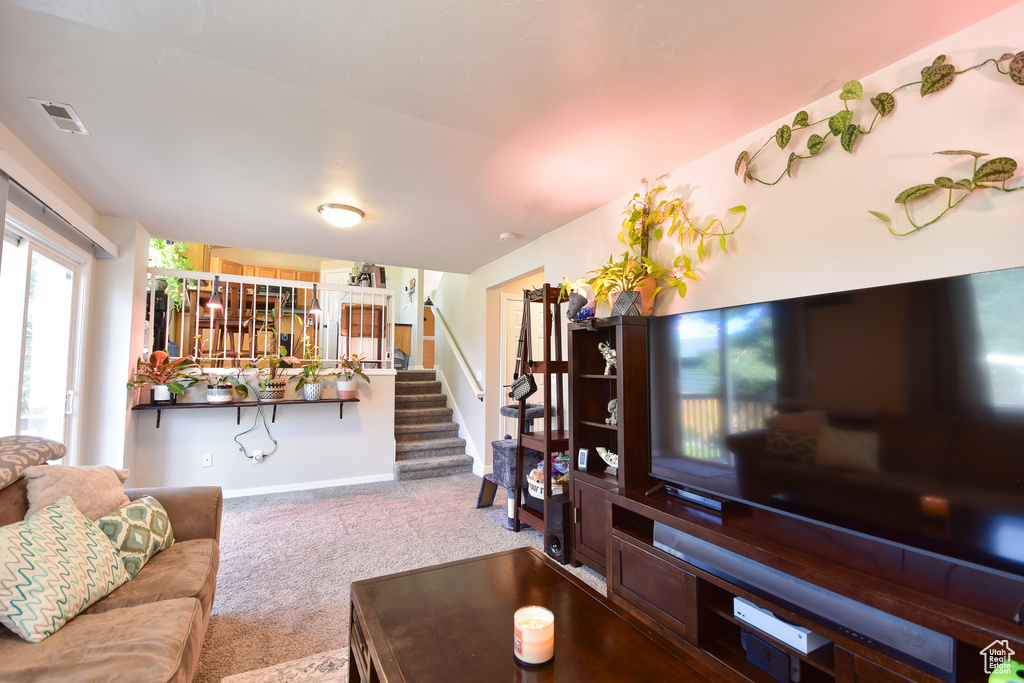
[133,397,359,428]
[564,317,1024,682]
[512,285,569,549]
[567,316,650,574]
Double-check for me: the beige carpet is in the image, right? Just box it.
[196,473,605,682]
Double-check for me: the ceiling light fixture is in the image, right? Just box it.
[206,276,223,310]
[499,232,519,242]
[318,204,365,228]
[309,284,322,317]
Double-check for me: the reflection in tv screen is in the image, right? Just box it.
[649,265,1024,578]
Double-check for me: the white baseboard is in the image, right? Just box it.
[223,473,395,499]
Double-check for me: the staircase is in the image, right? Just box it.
[394,370,474,481]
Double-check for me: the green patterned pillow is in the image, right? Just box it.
[96,496,175,578]
[0,496,129,642]
[765,431,818,464]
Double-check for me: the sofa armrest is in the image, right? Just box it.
[126,486,222,544]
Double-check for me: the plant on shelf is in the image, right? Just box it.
[126,351,197,402]
[291,346,334,401]
[585,252,671,315]
[335,353,370,399]
[148,239,195,311]
[250,348,299,402]
[186,364,251,403]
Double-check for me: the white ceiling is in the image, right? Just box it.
[0,0,1018,273]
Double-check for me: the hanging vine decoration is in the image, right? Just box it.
[869,151,1022,236]
[733,51,1024,186]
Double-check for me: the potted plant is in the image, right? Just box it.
[292,356,332,401]
[126,351,197,403]
[335,353,370,399]
[251,349,299,401]
[186,365,251,403]
[585,252,671,317]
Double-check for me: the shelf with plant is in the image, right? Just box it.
[335,353,371,399]
[127,351,198,403]
[583,183,746,314]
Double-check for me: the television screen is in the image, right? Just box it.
[649,265,1024,578]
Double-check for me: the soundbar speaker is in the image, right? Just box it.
[545,494,570,564]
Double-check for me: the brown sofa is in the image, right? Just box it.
[0,475,222,682]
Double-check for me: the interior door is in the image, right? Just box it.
[499,291,545,438]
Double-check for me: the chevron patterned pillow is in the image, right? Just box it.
[0,496,129,642]
[96,496,175,578]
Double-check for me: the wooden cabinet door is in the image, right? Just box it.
[277,268,297,281]
[297,270,318,282]
[572,479,609,572]
[256,266,277,279]
[243,265,255,277]
[217,258,244,276]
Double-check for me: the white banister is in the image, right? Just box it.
[432,307,484,401]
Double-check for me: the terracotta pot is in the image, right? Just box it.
[636,277,658,316]
[336,378,358,399]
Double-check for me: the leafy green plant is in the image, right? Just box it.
[556,276,589,302]
[126,351,197,394]
[869,151,1022,236]
[585,252,671,305]
[185,364,250,399]
[735,51,1024,186]
[148,239,195,311]
[336,353,370,384]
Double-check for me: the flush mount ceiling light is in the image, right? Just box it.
[318,204,365,228]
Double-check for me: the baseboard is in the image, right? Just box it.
[223,473,395,499]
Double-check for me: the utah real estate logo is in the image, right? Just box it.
[980,639,1016,675]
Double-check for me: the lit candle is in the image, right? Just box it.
[513,606,554,666]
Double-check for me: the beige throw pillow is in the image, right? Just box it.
[815,426,880,473]
[23,465,131,521]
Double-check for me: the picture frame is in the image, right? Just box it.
[578,448,589,471]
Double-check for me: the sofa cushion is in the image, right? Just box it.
[0,436,66,490]
[23,465,131,521]
[0,597,205,683]
[85,539,219,619]
[765,431,817,464]
[96,496,175,578]
[0,496,129,642]
[816,426,880,473]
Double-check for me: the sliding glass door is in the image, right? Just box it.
[0,218,83,455]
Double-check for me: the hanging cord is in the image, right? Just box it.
[233,403,279,460]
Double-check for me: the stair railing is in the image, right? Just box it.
[432,307,485,401]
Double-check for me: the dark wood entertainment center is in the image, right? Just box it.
[567,317,1024,683]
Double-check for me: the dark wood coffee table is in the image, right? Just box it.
[349,547,710,682]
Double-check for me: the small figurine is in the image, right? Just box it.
[605,398,618,426]
[598,341,617,375]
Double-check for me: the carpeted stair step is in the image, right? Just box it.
[395,406,453,425]
[394,454,474,481]
[396,393,447,410]
[395,422,460,443]
[396,369,437,383]
[395,436,467,460]
[395,380,442,396]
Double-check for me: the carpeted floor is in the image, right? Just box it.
[195,473,605,682]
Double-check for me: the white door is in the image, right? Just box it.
[0,226,82,454]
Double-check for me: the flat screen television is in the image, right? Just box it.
[648,265,1024,581]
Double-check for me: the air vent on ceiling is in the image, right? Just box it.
[29,98,90,135]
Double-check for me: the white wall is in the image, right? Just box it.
[435,4,1024,475]
[79,217,150,471]
[131,376,395,495]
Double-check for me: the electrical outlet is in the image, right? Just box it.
[202,453,213,468]
[252,450,264,463]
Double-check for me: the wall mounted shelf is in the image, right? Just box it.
[132,398,359,428]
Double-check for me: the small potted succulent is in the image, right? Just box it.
[127,351,197,404]
[335,353,370,399]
